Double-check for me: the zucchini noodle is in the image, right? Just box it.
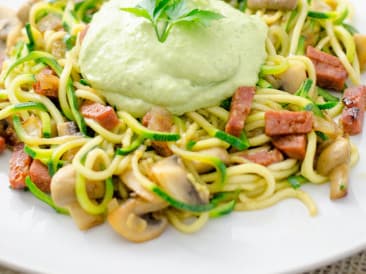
[0,0,364,242]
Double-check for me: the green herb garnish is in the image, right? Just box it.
[121,0,224,42]
[315,131,329,141]
[288,175,308,189]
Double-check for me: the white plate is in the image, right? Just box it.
[1,1,366,274]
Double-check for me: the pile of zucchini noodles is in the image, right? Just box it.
[0,0,361,238]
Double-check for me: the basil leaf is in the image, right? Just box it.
[138,0,156,18]
[154,0,171,19]
[122,0,223,42]
[121,7,153,21]
[166,0,189,20]
[178,9,224,26]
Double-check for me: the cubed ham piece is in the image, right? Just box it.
[272,134,307,160]
[33,68,59,98]
[342,86,366,109]
[240,149,284,166]
[342,108,363,136]
[80,101,119,130]
[29,160,51,193]
[142,107,173,157]
[9,143,32,189]
[225,86,255,137]
[265,110,313,136]
[341,86,366,135]
[0,136,5,153]
[306,46,348,91]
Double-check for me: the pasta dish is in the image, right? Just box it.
[0,0,365,242]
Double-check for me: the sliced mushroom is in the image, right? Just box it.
[316,137,351,200]
[191,148,229,173]
[313,115,340,140]
[277,62,307,94]
[354,34,366,71]
[51,165,105,207]
[150,156,208,205]
[68,202,104,230]
[247,0,298,10]
[0,6,22,55]
[329,163,349,200]
[57,121,80,136]
[121,169,164,204]
[108,198,168,243]
[16,0,40,25]
[37,13,63,32]
[22,115,42,138]
[316,137,350,176]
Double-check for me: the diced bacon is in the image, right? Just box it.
[33,68,59,98]
[29,160,51,193]
[341,86,366,135]
[240,149,284,166]
[342,108,363,135]
[306,46,348,91]
[0,136,5,153]
[225,86,255,137]
[80,101,119,130]
[142,107,174,132]
[272,134,307,160]
[265,110,313,136]
[9,143,32,189]
[142,107,173,157]
[342,86,366,109]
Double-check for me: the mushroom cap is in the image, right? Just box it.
[108,198,168,243]
[68,202,104,231]
[51,164,105,207]
[151,156,208,205]
[0,5,21,55]
[121,169,163,204]
[51,164,78,207]
[316,137,351,176]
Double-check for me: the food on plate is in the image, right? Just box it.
[0,0,364,242]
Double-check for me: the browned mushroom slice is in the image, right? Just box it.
[0,6,21,58]
[121,169,164,204]
[68,202,104,230]
[247,0,298,10]
[51,165,105,208]
[277,62,307,94]
[108,198,168,243]
[51,165,106,229]
[37,13,63,32]
[17,0,40,25]
[316,137,351,176]
[150,156,209,205]
[57,121,80,136]
[316,137,351,200]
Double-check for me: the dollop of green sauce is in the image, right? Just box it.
[79,0,267,117]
